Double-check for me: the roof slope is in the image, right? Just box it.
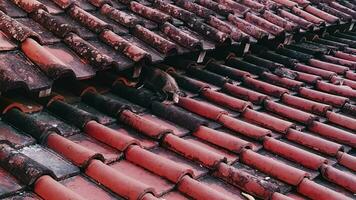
[0,31,356,200]
[1,0,356,96]
[0,0,356,200]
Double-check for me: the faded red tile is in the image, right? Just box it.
[61,175,121,200]
[110,160,175,196]
[68,133,121,164]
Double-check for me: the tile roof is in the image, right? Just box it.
[0,0,356,200]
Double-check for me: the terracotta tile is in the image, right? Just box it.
[240,149,309,186]
[34,175,87,200]
[44,44,96,80]
[91,11,129,35]
[200,176,246,199]
[100,30,150,63]
[215,163,278,199]
[21,38,75,79]
[184,136,238,164]
[61,175,123,200]
[68,133,121,164]
[1,0,356,198]
[297,178,351,200]
[1,1,27,17]
[177,176,233,199]
[16,18,60,45]
[141,114,189,137]
[110,160,175,196]
[86,159,155,199]
[151,147,209,178]
[108,124,158,149]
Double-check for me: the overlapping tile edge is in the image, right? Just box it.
[0,0,355,200]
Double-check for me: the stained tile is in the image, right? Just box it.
[0,168,23,198]
[31,111,80,137]
[0,122,35,149]
[0,51,52,93]
[16,18,60,45]
[1,0,27,18]
[72,102,116,125]
[20,145,80,180]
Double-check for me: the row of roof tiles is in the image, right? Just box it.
[0,24,356,199]
[1,0,356,96]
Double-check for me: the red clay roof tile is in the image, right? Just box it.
[240,149,309,185]
[1,0,356,199]
[60,175,120,200]
[34,175,86,200]
[285,129,343,156]
[297,178,352,200]
[264,100,317,124]
[308,121,356,147]
[125,145,193,183]
[218,114,273,140]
